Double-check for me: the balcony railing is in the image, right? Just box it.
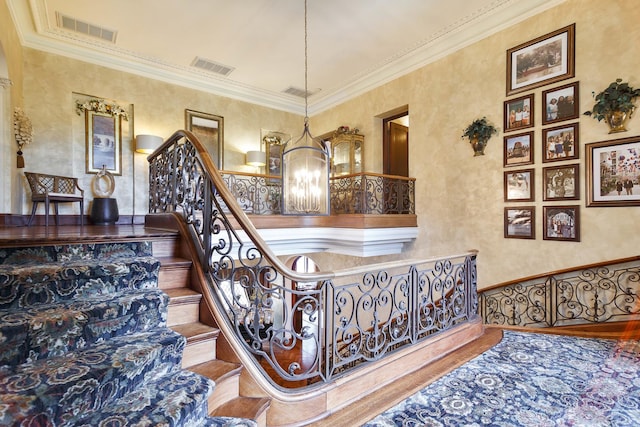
[479,256,640,328]
[148,131,475,388]
[220,171,415,215]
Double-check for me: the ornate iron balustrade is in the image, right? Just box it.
[330,173,415,214]
[218,171,415,215]
[148,131,476,388]
[480,257,640,328]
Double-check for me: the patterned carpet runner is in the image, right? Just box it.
[364,331,640,426]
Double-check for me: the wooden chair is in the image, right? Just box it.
[25,172,84,226]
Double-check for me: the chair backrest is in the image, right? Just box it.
[25,172,83,197]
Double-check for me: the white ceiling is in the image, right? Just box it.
[6,0,562,114]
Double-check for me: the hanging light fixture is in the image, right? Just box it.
[281,0,330,216]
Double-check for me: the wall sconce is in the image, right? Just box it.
[245,150,266,167]
[135,134,163,154]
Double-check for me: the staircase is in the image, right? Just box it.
[0,232,268,426]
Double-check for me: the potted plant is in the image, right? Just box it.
[583,78,640,133]
[462,117,498,156]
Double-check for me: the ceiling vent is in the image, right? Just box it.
[56,12,117,43]
[283,86,317,98]
[191,57,235,77]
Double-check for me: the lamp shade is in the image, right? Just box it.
[246,150,266,167]
[135,134,163,154]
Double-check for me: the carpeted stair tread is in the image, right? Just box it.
[0,256,161,310]
[201,416,258,427]
[0,327,185,426]
[0,288,169,365]
[67,368,216,427]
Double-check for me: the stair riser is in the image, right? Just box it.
[159,267,191,289]
[208,374,240,409]
[182,339,217,367]
[168,301,201,326]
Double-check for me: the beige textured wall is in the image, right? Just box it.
[17,49,301,216]
[2,0,639,290]
[312,0,640,289]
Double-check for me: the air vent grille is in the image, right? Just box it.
[56,12,117,43]
[191,57,235,76]
[283,86,316,98]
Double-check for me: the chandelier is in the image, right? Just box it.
[281,0,330,216]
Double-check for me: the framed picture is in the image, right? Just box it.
[261,129,290,176]
[186,109,224,169]
[543,164,579,201]
[585,136,640,207]
[542,123,579,162]
[504,169,535,202]
[504,207,535,239]
[86,110,122,175]
[506,23,575,96]
[504,131,534,167]
[543,205,580,242]
[504,94,534,133]
[542,82,579,125]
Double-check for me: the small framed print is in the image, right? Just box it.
[504,169,535,202]
[543,205,580,242]
[542,82,579,125]
[504,94,534,133]
[543,164,579,201]
[542,123,579,162]
[504,207,535,239]
[504,131,534,167]
[585,136,640,207]
[86,110,122,175]
[506,24,575,96]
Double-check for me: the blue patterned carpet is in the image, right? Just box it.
[364,331,640,426]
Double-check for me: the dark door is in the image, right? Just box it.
[384,119,409,177]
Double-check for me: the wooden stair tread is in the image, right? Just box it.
[165,287,202,304]
[172,322,220,343]
[189,359,242,382]
[156,255,193,268]
[211,396,271,421]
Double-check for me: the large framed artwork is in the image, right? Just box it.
[542,81,579,125]
[506,23,575,96]
[543,205,580,242]
[585,136,640,207]
[186,109,224,169]
[542,123,579,162]
[86,110,122,175]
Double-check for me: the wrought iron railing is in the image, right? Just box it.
[148,131,477,388]
[219,171,415,215]
[480,256,640,328]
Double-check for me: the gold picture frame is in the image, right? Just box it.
[186,109,224,169]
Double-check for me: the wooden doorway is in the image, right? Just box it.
[383,112,409,177]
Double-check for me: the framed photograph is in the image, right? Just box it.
[504,131,534,167]
[543,164,579,201]
[506,23,575,96]
[542,82,579,125]
[186,109,224,169]
[504,94,534,133]
[542,123,579,162]
[543,205,580,242]
[261,129,291,176]
[585,136,640,207]
[504,169,535,202]
[504,207,535,239]
[86,110,122,175]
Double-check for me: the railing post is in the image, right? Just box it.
[547,276,555,327]
[466,253,478,320]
